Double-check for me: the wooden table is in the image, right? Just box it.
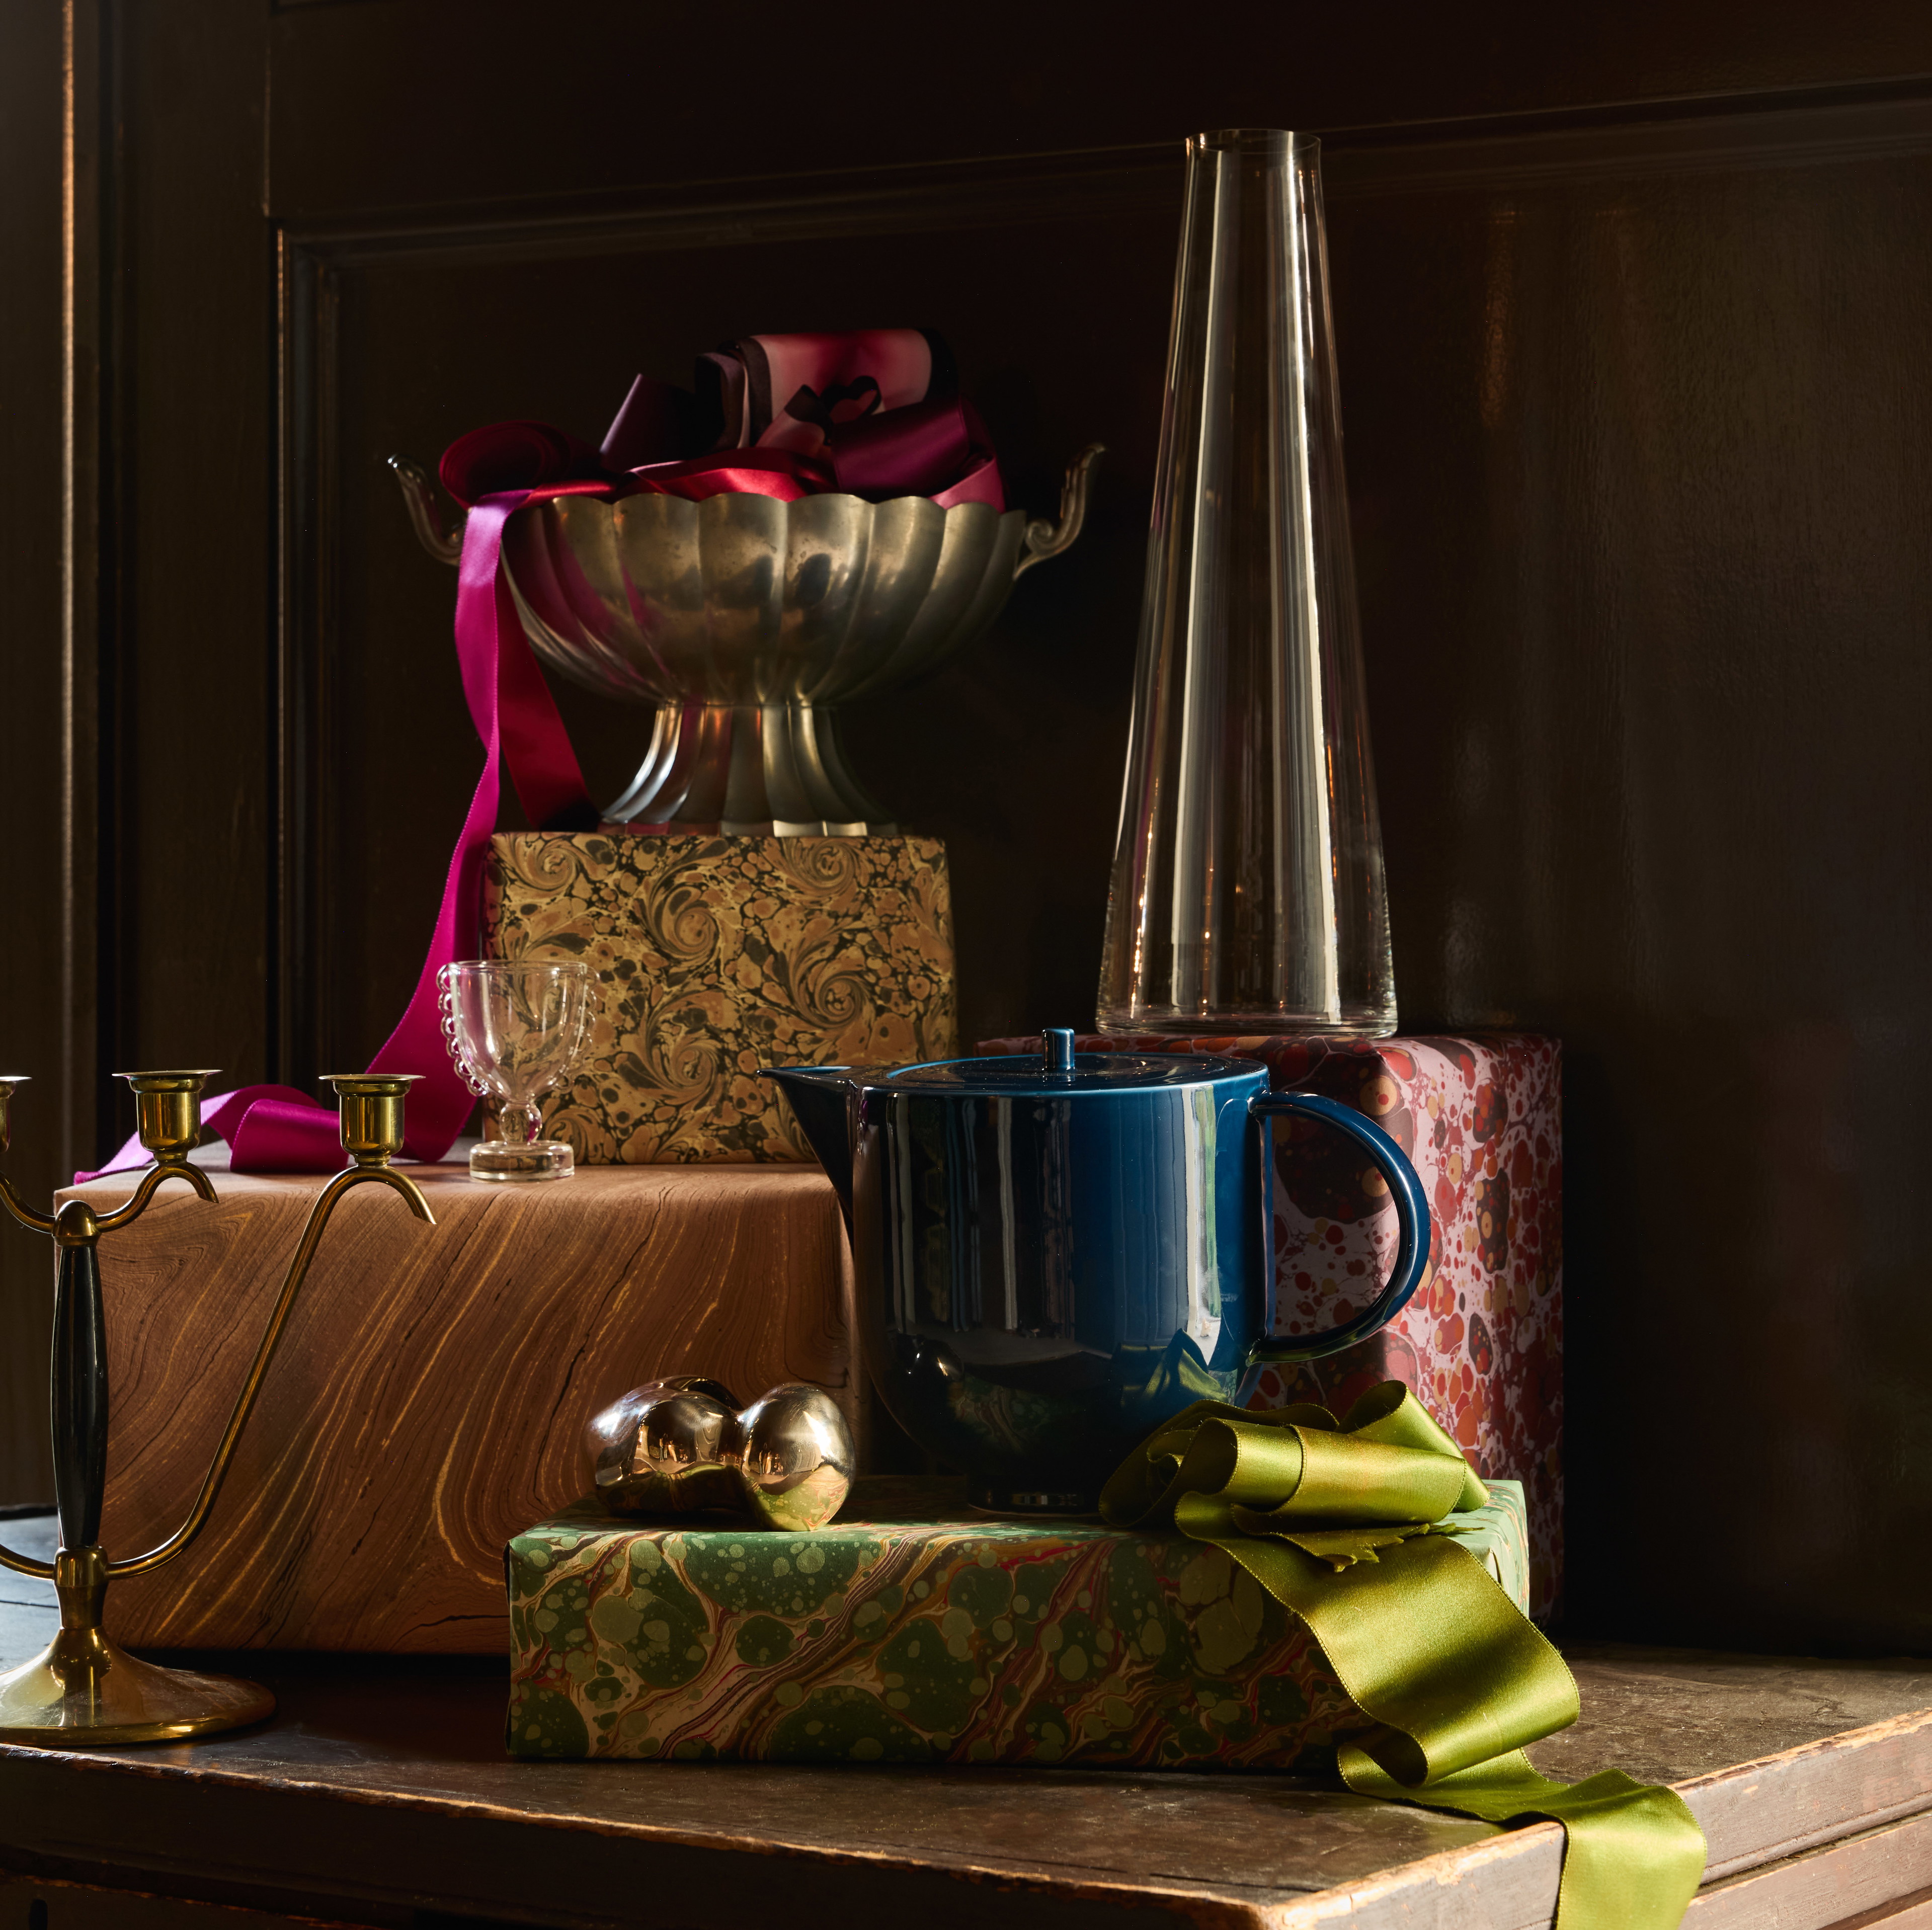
[3,1513,1929,1928]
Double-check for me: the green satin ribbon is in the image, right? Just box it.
[1100,1382,1706,1930]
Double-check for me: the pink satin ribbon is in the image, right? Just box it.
[80,490,598,1180]
[78,469,807,1182]
[441,331,1002,513]
[79,333,1001,1181]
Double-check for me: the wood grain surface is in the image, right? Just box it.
[0,1871,359,1928]
[66,1162,852,1652]
[1686,1809,1932,1928]
[0,1641,1926,1929]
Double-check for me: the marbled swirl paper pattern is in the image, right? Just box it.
[482,832,957,1163]
[505,1477,1528,1765]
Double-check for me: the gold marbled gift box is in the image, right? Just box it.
[481,832,957,1163]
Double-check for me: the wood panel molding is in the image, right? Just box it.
[60,0,113,1189]
[269,77,1932,1089]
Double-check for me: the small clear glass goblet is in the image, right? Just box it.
[436,958,593,1182]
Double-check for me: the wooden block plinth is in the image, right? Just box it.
[67,1162,851,1653]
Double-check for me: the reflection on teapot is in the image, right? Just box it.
[765,1030,1431,1514]
[583,1377,855,1532]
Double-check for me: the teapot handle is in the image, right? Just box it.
[1245,1090,1432,1364]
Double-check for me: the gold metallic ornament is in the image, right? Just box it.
[584,1376,743,1514]
[584,1378,854,1531]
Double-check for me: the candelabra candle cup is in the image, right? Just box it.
[327,1072,420,1166]
[120,1070,220,1164]
[0,1069,435,1746]
[437,959,594,1181]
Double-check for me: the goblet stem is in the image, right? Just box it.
[511,1101,541,1147]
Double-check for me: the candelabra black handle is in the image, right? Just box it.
[0,1161,212,1581]
[51,1232,108,1552]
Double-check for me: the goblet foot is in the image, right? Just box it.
[469,1139,575,1183]
[0,1626,274,1745]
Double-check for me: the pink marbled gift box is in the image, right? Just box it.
[980,1033,1563,1619]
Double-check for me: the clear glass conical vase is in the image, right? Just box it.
[1097,129,1396,1037]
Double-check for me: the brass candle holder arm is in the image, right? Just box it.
[0,1173,56,1236]
[0,1068,217,1236]
[110,1160,434,1579]
[0,1539,53,1581]
[0,1070,226,1582]
[0,1151,344,1584]
[0,1170,220,1574]
[0,1073,61,1237]
[2,1076,201,1577]
[0,1069,438,1746]
[92,1156,219,1230]
[0,1174,217,1579]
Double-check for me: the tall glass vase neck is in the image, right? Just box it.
[1192,127,1299,158]
[1097,128,1396,1039]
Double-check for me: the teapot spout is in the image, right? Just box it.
[762,1066,857,1231]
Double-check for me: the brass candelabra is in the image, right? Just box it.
[0,1070,436,1745]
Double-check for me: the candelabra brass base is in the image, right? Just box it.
[0,1626,273,1745]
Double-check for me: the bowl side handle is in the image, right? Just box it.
[1014,444,1105,579]
[389,455,463,565]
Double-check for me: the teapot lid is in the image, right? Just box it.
[877,1028,1257,1094]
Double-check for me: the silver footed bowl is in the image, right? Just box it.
[391,445,1100,834]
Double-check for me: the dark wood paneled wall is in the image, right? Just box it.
[3,2,1929,1651]
[0,1,67,1507]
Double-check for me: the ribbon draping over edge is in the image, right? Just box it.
[1100,1384,1707,1930]
[79,486,606,1178]
[77,330,1003,1181]
[68,465,819,1179]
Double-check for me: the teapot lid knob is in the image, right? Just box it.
[1042,1028,1076,1075]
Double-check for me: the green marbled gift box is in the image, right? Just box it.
[505,1476,1529,1767]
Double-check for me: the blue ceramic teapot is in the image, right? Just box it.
[764,1030,1430,1513]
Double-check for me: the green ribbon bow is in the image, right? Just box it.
[1100,1383,1706,1930]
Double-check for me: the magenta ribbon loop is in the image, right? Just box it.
[441,329,1003,510]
